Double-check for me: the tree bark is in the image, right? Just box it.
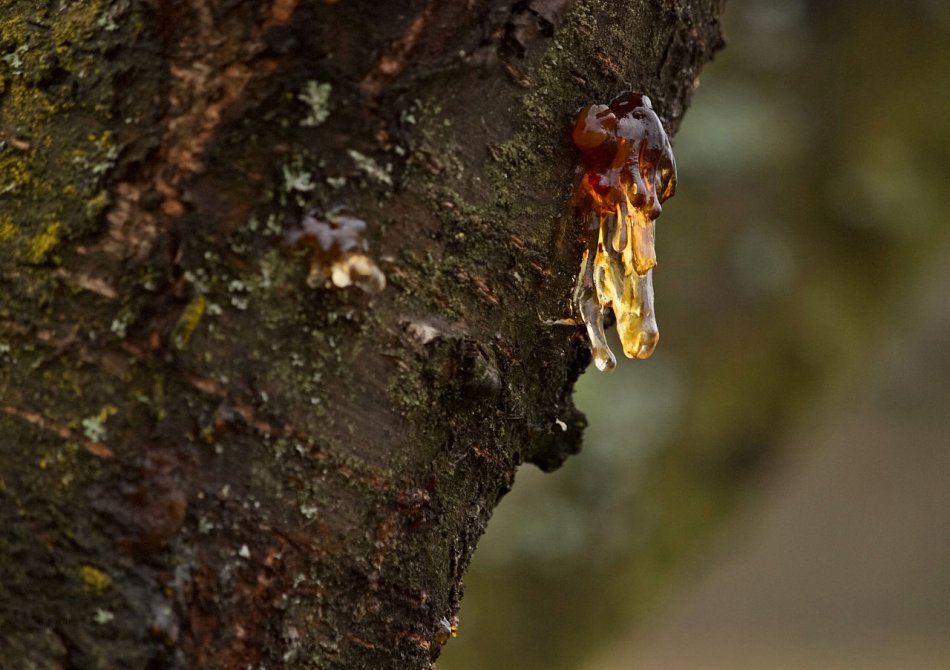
[0,1,723,668]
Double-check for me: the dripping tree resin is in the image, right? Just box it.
[571,91,677,372]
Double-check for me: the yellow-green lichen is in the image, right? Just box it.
[0,16,29,43]
[84,189,110,220]
[80,564,111,591]
[51,0,104,47]
[20,221,61,264]
[35,440,80,492]
[0,150,35,195]
[3,79,61,141]
[172,295,207,349]
[0,216,14,241]
[0,1,153,277]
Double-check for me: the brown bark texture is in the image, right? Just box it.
[0,1,724,668]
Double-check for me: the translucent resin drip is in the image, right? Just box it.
[571,92,677,372]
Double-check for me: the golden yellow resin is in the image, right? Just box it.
[571,92,677,372]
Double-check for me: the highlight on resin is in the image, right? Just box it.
[571,91,677,372]
[285,208,386,293]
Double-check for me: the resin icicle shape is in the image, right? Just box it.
[571,91,677,372]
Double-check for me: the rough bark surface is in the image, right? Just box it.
[0,1,724,668]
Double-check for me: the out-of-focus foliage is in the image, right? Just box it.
[439,1,950,668]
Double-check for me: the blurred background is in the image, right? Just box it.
[439,1,950,668]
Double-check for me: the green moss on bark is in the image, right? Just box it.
[0,1,154,279]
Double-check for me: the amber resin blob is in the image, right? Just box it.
[571,91,677,372]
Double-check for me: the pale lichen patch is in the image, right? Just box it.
[298,80,332,127]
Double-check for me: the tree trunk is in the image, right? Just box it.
[0,1,723,668]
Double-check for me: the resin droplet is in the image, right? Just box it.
[570,91,677,370]
[285,209,386,293]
